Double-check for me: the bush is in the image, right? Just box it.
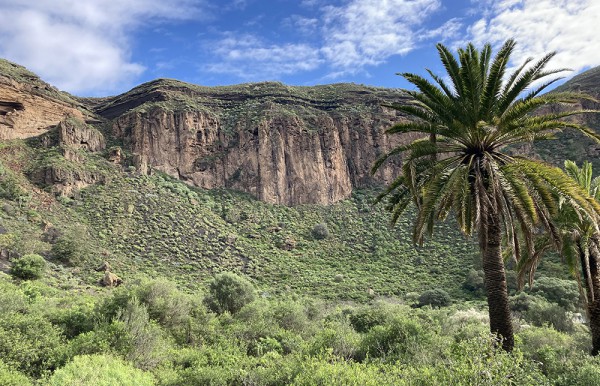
[510,292,574,332]
[311,223,329,240]
[48,354,155,386]
[0,359,31,386]
[417,289,452,308]
[9,254,46,280]
[462,269,485,296]
[0,165,25,202]
[205,272,256,315]
[137,280,193,330]
[560,357,600,386]
[116,298,170,369]
[517,325,574,379]
[357,316,426,362]
[0,312,66,377]
[349,305,392,333]
[529,277,580,311]
[271,299,311,335]
[50,236,81,263]
[309,321,360,360]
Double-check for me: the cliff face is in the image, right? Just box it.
[106,81,411,205]
[0,60,88,140]
[4,57,600,206]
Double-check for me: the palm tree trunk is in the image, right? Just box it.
[588,235,600,356]
[482,212,514,351]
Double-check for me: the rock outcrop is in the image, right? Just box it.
[5,57,600,206]
[105,81,413,205]
[0,60,89,140]
[32,117,109,197]
[58,118,105,152]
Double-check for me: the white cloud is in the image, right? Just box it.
[283,15,319,35]
[465,0,600,75]
[419,18,462,41]
[321,0,443,72]
[204,34,322,79]
[208,0,450,81]
[0,0,206,95]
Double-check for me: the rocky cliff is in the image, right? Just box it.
[0,60,91,140]
[6,59,598,206]
[96,80,412,205]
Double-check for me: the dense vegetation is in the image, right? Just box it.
[1,271,599,385]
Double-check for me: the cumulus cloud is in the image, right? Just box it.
[465,0,600,75]
[0,0,205,95]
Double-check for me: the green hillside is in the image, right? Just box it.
[0,136,480,302]
[1,63,598,384]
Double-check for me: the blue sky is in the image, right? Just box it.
[0,0,599,96]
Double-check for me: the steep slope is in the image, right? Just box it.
[91,80,411,205]
[0,139,481,301]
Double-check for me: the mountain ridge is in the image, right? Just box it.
[2,59,600,204]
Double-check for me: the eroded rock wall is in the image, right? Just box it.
[0,77,85,139]
[113,103,410,205]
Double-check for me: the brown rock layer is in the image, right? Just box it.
[0,76,86,140]
[58,118,105,152]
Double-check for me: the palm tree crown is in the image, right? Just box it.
[373,39,600,351]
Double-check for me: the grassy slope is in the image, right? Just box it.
[0,138,481,302]
[77,173,479,301]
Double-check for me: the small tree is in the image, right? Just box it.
[204,272,256,314]
[10,254,46,280]
[311,223,330,240]
[417,289,452,308]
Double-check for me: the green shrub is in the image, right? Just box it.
[311,223,329,240]
[50,236,81,263]
[48,301,96,339]
[0,312,66,377]
[559,357,600,386]
[9,254,46,280]
[0,359,31,386]
[349,305,392,333]
[529,277,580,311]
[205,272,256,315]
[511,292,573,332]
[161,345,251,386]
[137,280,193,330]
[271,299,311,335]
[0,280,28,314]
[66,322,127,358]
[357,316,426,362]
[0,165,25,202]
[309,321,360,360]
[517,325,574,378]
[48,354,155,386]
[462,269,485,296]
[116,298,170,369]
[290,356,406,385]
[417,289,451,308]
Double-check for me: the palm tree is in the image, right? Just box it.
[372,39,600,351]
[520,160,600,355]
